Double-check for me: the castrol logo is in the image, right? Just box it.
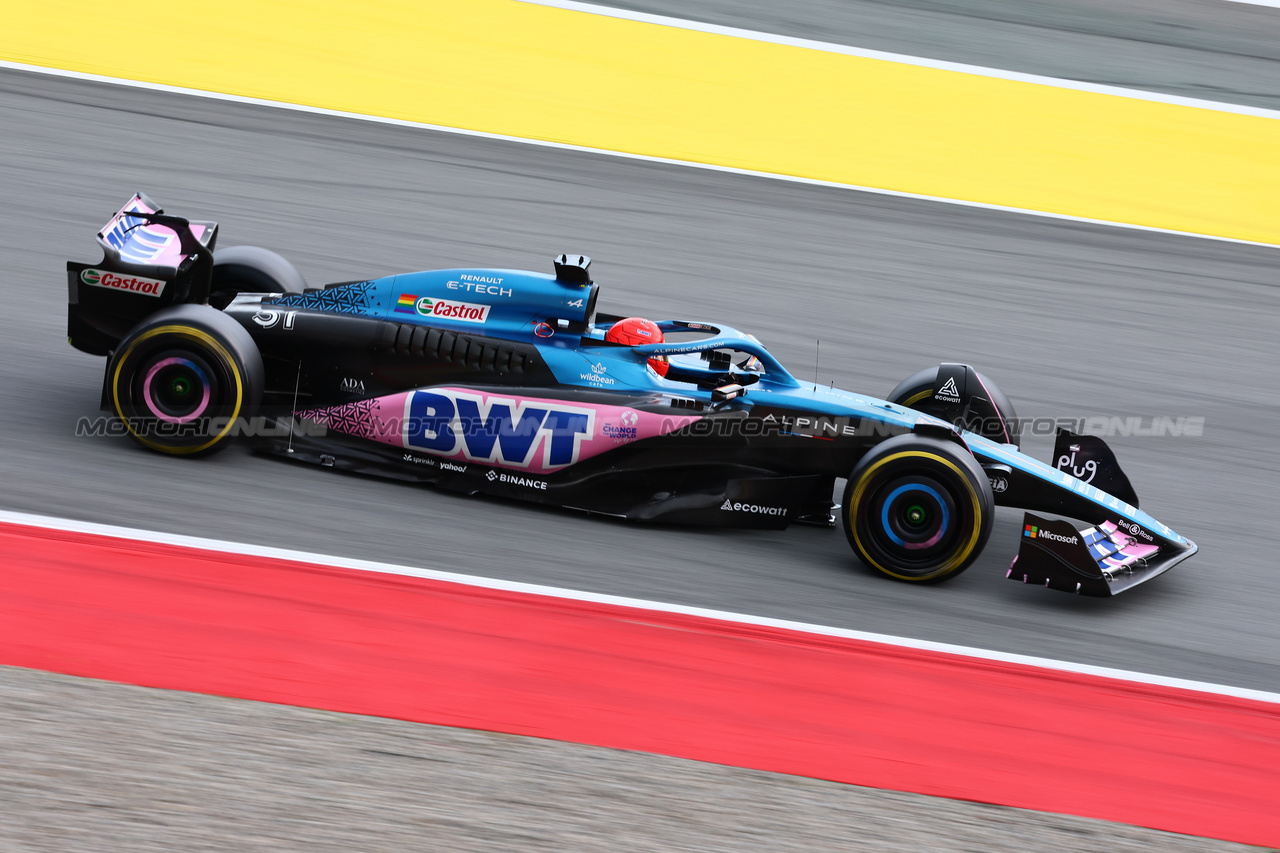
[414,295,488,322]
[415,297,490,323]
[81,268,167,297]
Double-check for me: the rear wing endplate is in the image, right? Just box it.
[66,193,221,355]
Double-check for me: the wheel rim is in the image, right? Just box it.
[141,356,213,423]
[870,476,958,563]
[879,482,951,550]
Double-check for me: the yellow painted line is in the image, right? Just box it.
[4,0,1278,244]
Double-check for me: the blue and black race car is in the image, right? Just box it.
[66,194,1197,596]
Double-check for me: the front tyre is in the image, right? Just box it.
[109,304,264,455]
[842,435,994,583]
[888,365,1019,448]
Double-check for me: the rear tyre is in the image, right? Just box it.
[109,304,264,455]
[208,245,307,309]
[842,435,993,583]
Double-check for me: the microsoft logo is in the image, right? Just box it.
[1024,524,1038,538]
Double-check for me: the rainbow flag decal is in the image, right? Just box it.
[395,293,418,314]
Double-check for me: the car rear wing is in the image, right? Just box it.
[97,192,218,278]
[68,193,220,355]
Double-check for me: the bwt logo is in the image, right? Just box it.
[404,390,594,469]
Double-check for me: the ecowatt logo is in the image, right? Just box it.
[720,500,788,517]
[80,268,167,297]
[934,376,961,403]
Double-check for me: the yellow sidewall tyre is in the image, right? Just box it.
[109,304,264,456]
[842,435,994,584]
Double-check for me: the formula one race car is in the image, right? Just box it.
[65,194,1198,596]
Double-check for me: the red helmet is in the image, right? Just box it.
[605,317,669,377]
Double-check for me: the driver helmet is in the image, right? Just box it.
[605,317,669,377]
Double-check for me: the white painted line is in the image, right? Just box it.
[1225,0,1280,8]
[518,0,1280,121]
[3,508,1278,706]
[2,60,1277,251]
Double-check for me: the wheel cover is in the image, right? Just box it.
[141,355,215,423]
[876,479,954,554]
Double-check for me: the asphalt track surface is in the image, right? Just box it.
[598,0,1280,110]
